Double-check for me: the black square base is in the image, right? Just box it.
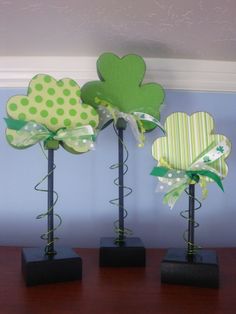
[161,248,219,288]
[99,237,146,267]
[22,247,82,286]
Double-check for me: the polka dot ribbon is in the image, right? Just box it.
[150,140,230,209]
[4,118,95,152]
[95,97,166,147]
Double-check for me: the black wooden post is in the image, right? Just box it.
[187,184,195,257]
[116,118,127,243]
[47,148,55,255]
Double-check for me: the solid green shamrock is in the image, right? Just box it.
[5,74,99,153]
[81,52,165,131]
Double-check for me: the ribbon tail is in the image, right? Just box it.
[4,117,28,130]
[95,100,116,130]
[148,118,166,135]
[189,168,224,192]
[56,125,95,153]
[200,171,224,191]
[150,166,169,177]
[11,131,48,147]
[5,119,50,147]
[133,112,166,135]
[199,177,208,200]
[126,114,145,147]
[63,139,94,153]
[163,182,188,209]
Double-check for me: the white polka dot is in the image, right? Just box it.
[160,185,164,190]
[82,139,87,143]
[177,170,181,174]
[168,173,173,178]
[176,178,181,182]
[168,182,172,186]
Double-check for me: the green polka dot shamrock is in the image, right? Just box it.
[4,74,99,285]
[5,74,99,153]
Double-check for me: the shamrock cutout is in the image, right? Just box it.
[6,74,99,153]
[203,156,211,163]
[81,52,165,131]
[216,146,224,154]
[152,112,231,181]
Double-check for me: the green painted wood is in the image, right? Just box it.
[6,74,99,153]
[152,112,231,180]
[81,52,165,131]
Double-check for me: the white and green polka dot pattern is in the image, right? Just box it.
[6,74,99,153]
[152,112,231,181]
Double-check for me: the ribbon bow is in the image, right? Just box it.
[5,118,95,152]
[95,97,165,147]
[151,140,230,209]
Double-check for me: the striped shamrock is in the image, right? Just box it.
[151,112,231,209]
[151,112,231,287]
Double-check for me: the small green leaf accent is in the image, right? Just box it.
[203,156,211,163]
[216,146,224,153]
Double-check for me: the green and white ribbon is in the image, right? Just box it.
[5,118,95,151]
[95,97,165,147]
[151,140,230,209]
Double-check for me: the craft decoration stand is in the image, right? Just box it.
[5,74,99,285]
[151,112,231,288]
[99,117,145,267]
[81,52,165,267]
[160,183,219,288]
[21,146,82,286]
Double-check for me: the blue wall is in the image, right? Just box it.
[0,88,235,248]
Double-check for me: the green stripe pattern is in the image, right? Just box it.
[152,112,230,180]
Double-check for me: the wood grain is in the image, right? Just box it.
[0,247,235,314]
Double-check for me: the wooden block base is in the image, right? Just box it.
[161,248,219,288]
[22,247,82,286]
[99,237,146,267]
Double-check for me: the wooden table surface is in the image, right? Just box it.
[0,247,236,314]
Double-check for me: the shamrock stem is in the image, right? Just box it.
[117,118,127,243]
[47,149,56,255]
[188,184,195,257]
[35,144,62,256]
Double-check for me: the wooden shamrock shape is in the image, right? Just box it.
[81,52,165,131]
[5,74,99,153]
[151,112,231,208]
[152,112,231,177]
